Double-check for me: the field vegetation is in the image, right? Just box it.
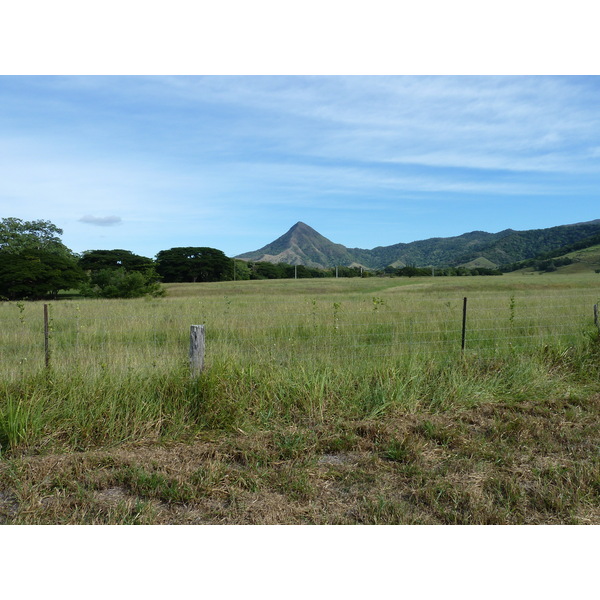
[1,273,599,524]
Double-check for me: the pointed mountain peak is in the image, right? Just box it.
[288,221,316,233]
[236,222,355,268]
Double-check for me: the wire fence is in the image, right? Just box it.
[1,288,599,379]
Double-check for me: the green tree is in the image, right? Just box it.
[250,261,283,279]
[155,247,233,283]
[397,265,429,277]
[0,218,71,256]
[0,218,84,300]
[233,259,251,280]
[0,249,86,300]
[79,249,155,273]
[79,249,163,298]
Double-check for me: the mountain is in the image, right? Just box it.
[235,222,361,268]
[235,220,600,270]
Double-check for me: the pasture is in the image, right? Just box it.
[1,273,599,524]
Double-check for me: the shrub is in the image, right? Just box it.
[79,268,165,299]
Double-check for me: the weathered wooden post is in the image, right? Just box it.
[594,304,599,331]
[44,303,50,369]
[190,325,205,377]
[461,297,467,353]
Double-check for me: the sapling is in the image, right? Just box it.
[509,294,516,327]
[333,302,341,332]
[372,297,385,311]
[15,302,25,326]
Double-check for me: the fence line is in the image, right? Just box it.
[2,305,595,322]
[2,293,600,319]
[1,293,598,377]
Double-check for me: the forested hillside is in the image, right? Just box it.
[237,220,600,270]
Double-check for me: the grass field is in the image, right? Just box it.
[562,243,600,274]
[1,272,599,524]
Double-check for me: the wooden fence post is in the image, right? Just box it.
[461,297,467,353]
[190,325,205,377]
[594,304,599,331]
[44,303,50,369]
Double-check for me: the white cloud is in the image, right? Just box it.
[79,215,122,226]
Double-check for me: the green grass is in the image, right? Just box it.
[0,273,599,523]
[1,273,599,452]
[562,244,600,274]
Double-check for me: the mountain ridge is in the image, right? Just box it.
[235,220,600,270]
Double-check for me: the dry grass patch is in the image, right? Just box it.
[1,393,598,525]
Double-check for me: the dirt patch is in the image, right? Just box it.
[93,486,131,505]
[317,453,357,466]
[0,490,19,522]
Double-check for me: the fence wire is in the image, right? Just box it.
[1,291,599,376]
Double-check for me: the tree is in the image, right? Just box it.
[0,218,85,300]
[334,266,362,278]
[0,248,86,300]
[397,265,429,277]
[155,247,233,283]
[233,259,251,280]
[0,218,71,256]
[79,249,164,299]
[79,249,155,273]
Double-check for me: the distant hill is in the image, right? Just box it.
[458,256,499,270]
[235,222,360,268]
[561,244,600,273]
[503,230,600,274]
[236,220,600,270]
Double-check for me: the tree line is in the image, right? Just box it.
[382,265,502,277]
[0,218,237,300]
[0,218,502,301]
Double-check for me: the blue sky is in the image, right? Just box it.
[1,75,599,259]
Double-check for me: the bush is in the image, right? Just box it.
[79,268,165,299]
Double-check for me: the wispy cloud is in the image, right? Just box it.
[79,215,122,226]
[1,75,599,257]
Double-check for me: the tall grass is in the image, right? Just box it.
[1,273,599,454]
